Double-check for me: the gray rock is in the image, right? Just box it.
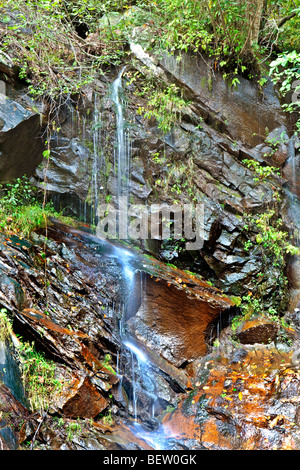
[0,95,44,182]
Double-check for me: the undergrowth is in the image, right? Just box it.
[0,176,75,237]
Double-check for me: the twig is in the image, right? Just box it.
[0,49,14,66]
[31,412,47,450]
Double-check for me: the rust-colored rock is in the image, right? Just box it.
[162,348,300,450]
[234,317,279,344]
[57,374,108,419]
[128,274,233,367]
[21,309,89,339]
[44,221,235,368]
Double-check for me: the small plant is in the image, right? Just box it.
[101,409,114,426]
[251,210,299,264]
[242,159,280,183]
[137,79,189,133]
[103,353,116,375]
[66,419,82,442]
[18,340,61,413]
[0,308,13,342]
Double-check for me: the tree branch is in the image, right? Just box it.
[277,12,297,29]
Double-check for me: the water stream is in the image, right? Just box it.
[111,67,131,201]
[107,71,170,448]
[89,236,169,449]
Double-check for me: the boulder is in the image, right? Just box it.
[128,273,234,367]
[55,373,109,419]
[0,94,44,182]
[233,317,279,345]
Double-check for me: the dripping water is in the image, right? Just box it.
[111,67,131,203]
[91,93,101,224]
[90,69,169,449]
[284,134,300,313]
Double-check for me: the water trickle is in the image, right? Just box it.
[109,243,169,445]
[111,67,131,228]
[284,134,300,312]
[288,137,297,191]
[90,94,101,223]
[111,67,131,203]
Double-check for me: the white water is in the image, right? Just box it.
[91,93,101,223]
[123,340,148,363]
[111,67,131,200]
[104,69,169,449]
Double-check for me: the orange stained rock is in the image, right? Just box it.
[162,348,298,450]
[163,407,201,441]
[200,417,236,450]
[21,308,88,338]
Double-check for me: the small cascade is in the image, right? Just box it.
[90,93,101,224]
[103,241,169,448]
[284,134,300,312]
[123,339,169,450]
[111,67,131,204]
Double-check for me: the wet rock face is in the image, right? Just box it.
[56,374,109,419]
[128,275,227,366]
[162,346,300,450]
[158,51,286,147]
[0,220,235,448]
[0,382,33,450]
[0,95,44,182]
[29,57,293,298]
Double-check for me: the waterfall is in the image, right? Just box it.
[109,71,169,446]
[285,134,300,313]
[111,67,131,201]
[91,94,101,223]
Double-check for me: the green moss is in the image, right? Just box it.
[0,308,13,342]
[230,296,242,307]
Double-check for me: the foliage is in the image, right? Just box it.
[262,0,300,52]
[120,0,300,81]
[0,176,74,236]
[242,159,280,184]
[1,0,298,102]
[18,339,61,413]
[242,208,298,318]
[0,308,13,342]
[18,340,61,413]
[0,0,127,102]
[137,79,189,133]
[66,419,82,442]
[253,210,298,261]
[269,50,300,133]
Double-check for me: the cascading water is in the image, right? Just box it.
[108,70,170,449]
[285,134,300,313]
[90,93,101,223]
[111,67,131,201]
